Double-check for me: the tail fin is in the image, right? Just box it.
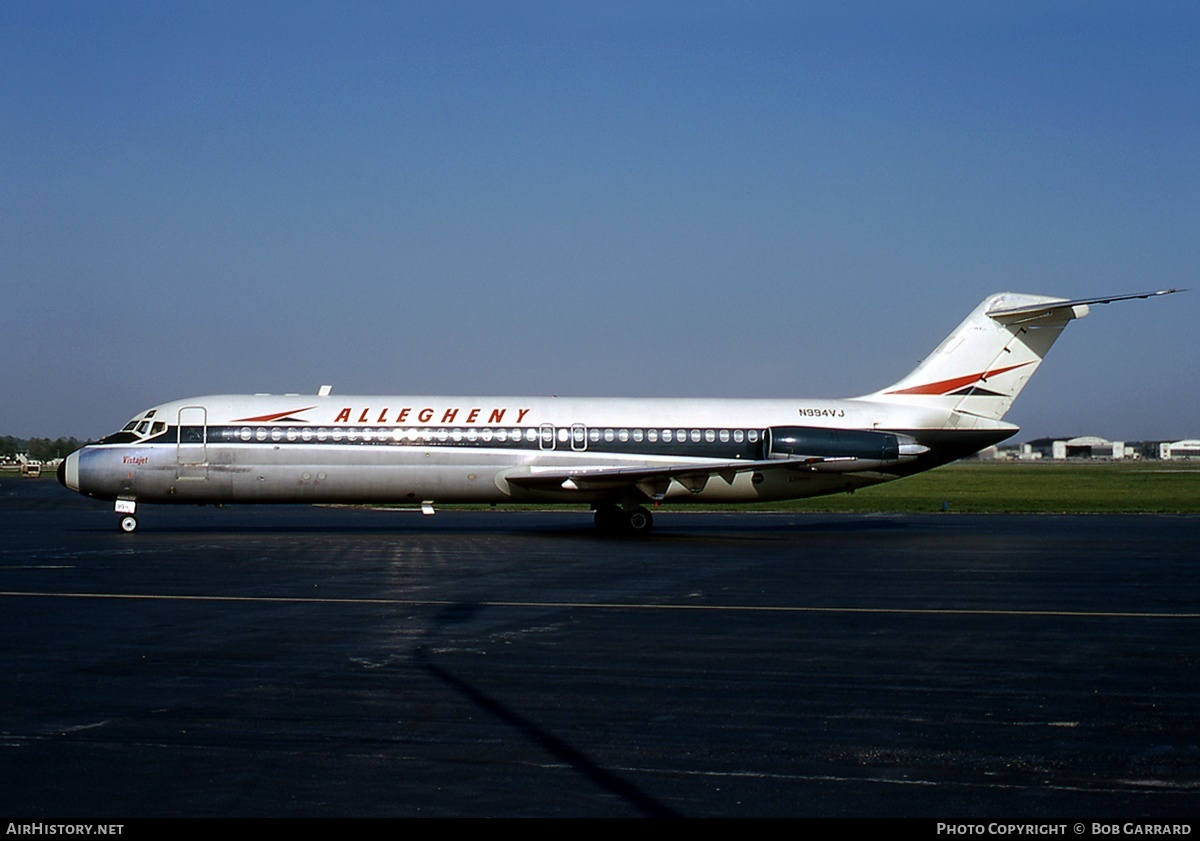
[861,290,1180,422]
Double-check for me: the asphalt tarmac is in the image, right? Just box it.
[1,477,1197,818]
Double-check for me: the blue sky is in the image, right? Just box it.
[3,1,1196,441]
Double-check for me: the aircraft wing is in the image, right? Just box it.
[504,456,845,501]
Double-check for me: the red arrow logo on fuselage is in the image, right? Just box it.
[231,407,317,423]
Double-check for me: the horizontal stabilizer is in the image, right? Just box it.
[987,289,1182,322]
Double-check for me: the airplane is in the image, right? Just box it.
[58,289,1180,534]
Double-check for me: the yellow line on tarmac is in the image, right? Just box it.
[0,590,1197,619]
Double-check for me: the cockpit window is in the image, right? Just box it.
[150,421,167,436]
[136,421,150,435]
[123,421,138,432]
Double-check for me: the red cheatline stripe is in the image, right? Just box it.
[884,362,1033,396]
[231,407,316,423]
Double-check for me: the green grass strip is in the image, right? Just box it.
[744,461,1200,514]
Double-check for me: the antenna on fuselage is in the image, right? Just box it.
[318,385,333,397]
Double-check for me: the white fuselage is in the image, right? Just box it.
[58,392,1010,507]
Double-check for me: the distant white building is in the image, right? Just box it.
[1062,436,1125,459]
[1023,436,1127,460]
[1158,440,1200,459]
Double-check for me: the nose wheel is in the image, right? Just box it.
[115,499,139,534]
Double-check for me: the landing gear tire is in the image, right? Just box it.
[593,504,654,535]
[624,506,653,535]
[118,515,139,534]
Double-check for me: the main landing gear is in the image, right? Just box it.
[593,504,654,536]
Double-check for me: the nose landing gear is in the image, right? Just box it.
[115,499,139,534]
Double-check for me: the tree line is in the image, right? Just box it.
[0,436,87,461]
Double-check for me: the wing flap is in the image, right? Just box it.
[505,456,825,500]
